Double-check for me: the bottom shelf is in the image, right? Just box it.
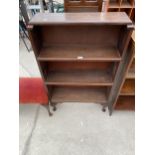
[115,96,135,110]
[50,86,108,104]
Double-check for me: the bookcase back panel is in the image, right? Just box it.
[49,86,109,104]
[47,62,114,71]
[40,62,116,86]
[39,25,122,47]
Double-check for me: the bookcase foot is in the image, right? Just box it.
[108,108,112,116]
[52,103,57,111]
[102,108,106,112]
[48,101,53,116]
[102,105,106,112]
[53,105,57,111]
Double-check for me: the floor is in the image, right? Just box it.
[19,38,135,155]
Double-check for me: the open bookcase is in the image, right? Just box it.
[107,0,135,23]
[28,12,133,116]
[114,31,135,110]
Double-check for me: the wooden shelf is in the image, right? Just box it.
[109,2,120,8]
[29,12,132,25]
[115,96,135,110]
[120,79,135,95]
[51,87,107,104]
[45,70,113,86]
[37,45,121,61]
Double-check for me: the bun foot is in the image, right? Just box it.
[49,111,53,116]
[102,108,106,112]
[53,106,57,111]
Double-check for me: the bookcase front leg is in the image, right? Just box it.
[102,106,106,112]
[52,102,57,111]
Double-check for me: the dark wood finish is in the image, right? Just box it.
[28,13,133,115]
[45,70,113,86]
[64,0,103,12]
[51,86,108,104]
[108,26,134,115]
[29,12,132,25]
[112,30,135,112]
[38,45,121,61]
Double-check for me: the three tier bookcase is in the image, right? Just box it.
[28,12,133,116]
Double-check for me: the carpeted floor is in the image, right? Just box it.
[19,78,48,104]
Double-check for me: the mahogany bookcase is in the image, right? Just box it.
[28,12,134,116]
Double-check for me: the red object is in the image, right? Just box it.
[19,78,48,104]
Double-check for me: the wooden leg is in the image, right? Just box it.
[48,102,53,116]
[109,110,112,116]
[102,105,106,112]
[102,107,106,112]
[52,102,57,111]
[41,103,53,116]
[108,106,113,116]
[48,101,53,116]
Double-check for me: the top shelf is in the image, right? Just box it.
[29,12,132,25]
[37,45,121,61]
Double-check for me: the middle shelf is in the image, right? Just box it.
[41,61,117,86]
[37,45,121,61]
[45,70,113,86]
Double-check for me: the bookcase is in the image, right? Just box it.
[28,12,133,116]
[107,0,135,23]
[114,31,135,110]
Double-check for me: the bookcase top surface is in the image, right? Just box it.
[29,12,132,25]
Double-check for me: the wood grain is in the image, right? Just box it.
[38,45,121,61]
[29,12,132,25]
[51,87,108,104]
[45,70,113,86]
